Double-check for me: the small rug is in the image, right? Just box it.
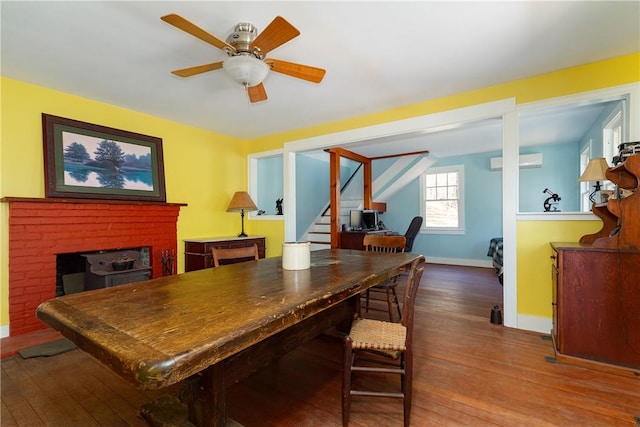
[18,338,76,359]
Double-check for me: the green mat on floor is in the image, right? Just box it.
[19,338,76,359]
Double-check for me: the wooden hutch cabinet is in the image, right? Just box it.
[184,236,266,272]
[550,155,640,372]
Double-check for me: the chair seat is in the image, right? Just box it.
[349,318,407,353]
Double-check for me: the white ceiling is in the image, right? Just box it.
[1,1,639,158]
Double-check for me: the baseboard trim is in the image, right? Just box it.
[426,257,494,269]
[517,314,552,334]
[0,325,9,339]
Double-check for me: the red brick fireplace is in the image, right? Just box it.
[4,198,183,337]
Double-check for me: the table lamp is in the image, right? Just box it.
[578,157,610,204]
[227,191,258,237]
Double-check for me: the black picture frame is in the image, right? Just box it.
[42,114,166,202]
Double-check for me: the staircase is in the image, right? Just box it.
[306,199,362,251]
[301,153,434,250]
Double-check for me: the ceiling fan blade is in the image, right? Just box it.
[249,16,300,56]
[248,83,268,103]
[161,14,235,53]
[171,61,224,77]
[265,58,326,83]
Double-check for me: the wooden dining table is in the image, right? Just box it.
[37,248,424,426]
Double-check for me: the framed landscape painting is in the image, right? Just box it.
[42,114,166,202]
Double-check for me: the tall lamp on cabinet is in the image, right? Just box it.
[227,191,258,237]
[578,157,610,204]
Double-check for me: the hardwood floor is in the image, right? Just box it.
[2,264,638,426]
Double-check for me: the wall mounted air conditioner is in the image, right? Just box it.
[490,153,543,171]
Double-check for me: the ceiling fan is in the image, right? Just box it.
[161,14,326,103]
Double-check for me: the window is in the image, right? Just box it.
[421,165,464,234]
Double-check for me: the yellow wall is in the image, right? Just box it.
[2,53,638,330]
[516,220,603,317]
[0,77,250,327]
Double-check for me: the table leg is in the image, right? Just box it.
[139,365,240,427]
[200,362,226,427]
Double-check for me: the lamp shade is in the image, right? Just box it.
[223,55,269,87]
[227,191,258,212]
[578,157,609,182]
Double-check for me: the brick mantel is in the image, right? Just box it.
[3,197,185,336]
[1,196,187,207]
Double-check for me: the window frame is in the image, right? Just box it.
[601,102,625,193]
[602,102,624,164]
[420,164,465,235]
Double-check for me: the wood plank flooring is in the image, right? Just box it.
[2,264,638,426]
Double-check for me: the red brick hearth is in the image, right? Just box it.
[5,198,183,337]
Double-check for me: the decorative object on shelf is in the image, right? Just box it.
[227,191,258,237]
[159,249,175,276]
[276,198,283,215]
[543,188,561,212]
[578,157,610,204]
[42,114,166,202]
[600,189,615,203]
[612,141,640,165]
[619,188,634,199]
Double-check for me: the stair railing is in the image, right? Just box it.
[321,162,363,217]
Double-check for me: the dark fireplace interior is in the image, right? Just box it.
[56,247,151,296]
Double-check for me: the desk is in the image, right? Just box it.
[340,230,396,250]
[37,249,423,426]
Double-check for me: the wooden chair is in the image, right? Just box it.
[211,244,259,267]
[342,262,425,427]
[361,234,407,322]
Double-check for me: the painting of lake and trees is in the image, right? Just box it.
[62,132,153,191]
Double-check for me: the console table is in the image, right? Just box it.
[184,236,266,272]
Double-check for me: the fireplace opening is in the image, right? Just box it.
[56,247,151,295]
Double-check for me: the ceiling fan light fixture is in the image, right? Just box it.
[223,55,269,87]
